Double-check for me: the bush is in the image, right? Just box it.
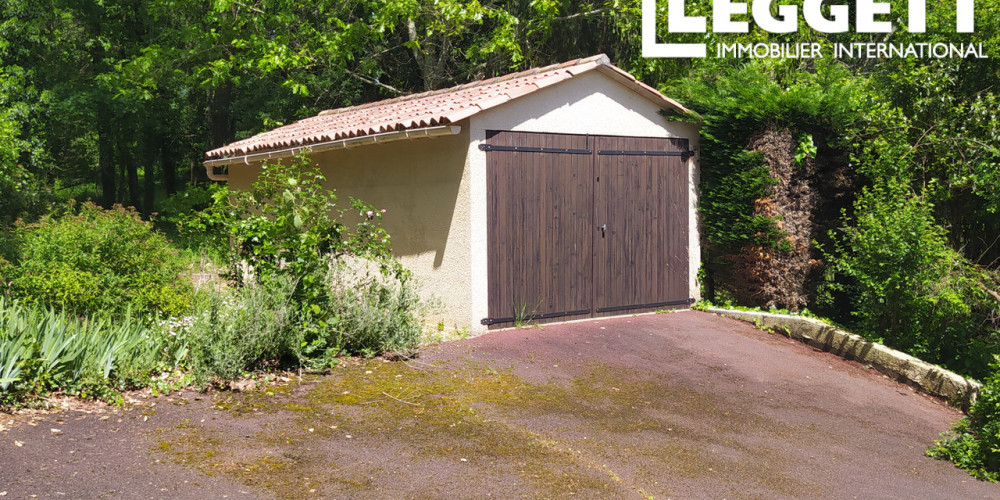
[823,182,1000,378]
[0,296,165,405]
[3,202,193,319]
[181,158,393,291]
[156,183,228,254]
[928,358,1000,481]
[170,258,423,381]
[179,157,421,362]
[677,60,862,308]
[321,258,422,357]
[176,275,298,386]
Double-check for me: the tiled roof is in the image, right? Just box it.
[205,54,689,160]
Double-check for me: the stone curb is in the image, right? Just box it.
[707,307,981,409]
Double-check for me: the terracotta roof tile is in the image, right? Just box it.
[205,54,690,160]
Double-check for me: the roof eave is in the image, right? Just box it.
[203,125,463,169]
[593,64,693,117]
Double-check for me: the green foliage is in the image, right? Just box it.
[185,157,395,293]
[0,78,48,224]
[929,358,1000,481]
[678,61,863,305]
[859,60,1000,268]
[322,259,422,356]
[0,297,165,405]
[179,158,421,361]
[179,275,298,386]
[677,60,862,130]
[699,150,780,252]
[0,0,680,220]
[794,133,816,167]
[3,202,193,319]
[156,183,231,260]
[157,184,226,228]
[823,183,999,378]
[3,0,1000,412]
[680,61,863,250]
[166,260,421,384]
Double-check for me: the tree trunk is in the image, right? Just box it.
[117,156,127,203]
[204,85,233,184]
[407,18,449,90]
[126,153,140,211]
[208,85,233,148]
[118,124,140,210]
[161,139,179,196]
[142,128,158,217]
[97,105,116,208]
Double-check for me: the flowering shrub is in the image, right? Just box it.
[180,156,421,362]
[182,157,396,289]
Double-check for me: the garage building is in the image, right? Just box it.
[204,54,701,334]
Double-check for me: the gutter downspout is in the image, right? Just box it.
[205,165,229,182]
[203,125,462,181]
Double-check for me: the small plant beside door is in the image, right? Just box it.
[512,299,544,329]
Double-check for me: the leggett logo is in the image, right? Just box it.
[642,0,987,59]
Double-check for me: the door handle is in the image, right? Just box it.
[599,224,606,238]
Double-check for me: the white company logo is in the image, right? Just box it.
[641,0,987,59]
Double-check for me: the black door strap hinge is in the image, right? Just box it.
[479,144,592,155]
[597,149,696,161]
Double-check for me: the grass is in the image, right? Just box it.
[512,299,544,328]
[692,300,834,324]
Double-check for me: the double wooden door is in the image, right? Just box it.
[484,130,692,328]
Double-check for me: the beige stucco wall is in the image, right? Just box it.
[227,128,475,331]
[466,70,702,333]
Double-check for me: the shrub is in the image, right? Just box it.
[181,158,394,292]
[179,157,420,362]
[3,202,193,319]
[321,258,422,357]
[823,182,1000,378]
[178,275,298,386]
[928,358,1000,481]
[156,183,229,254]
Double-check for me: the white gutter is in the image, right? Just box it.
[203,125,462,180]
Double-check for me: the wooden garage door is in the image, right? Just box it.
[594,135,690,316]
[484,130,692,328]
